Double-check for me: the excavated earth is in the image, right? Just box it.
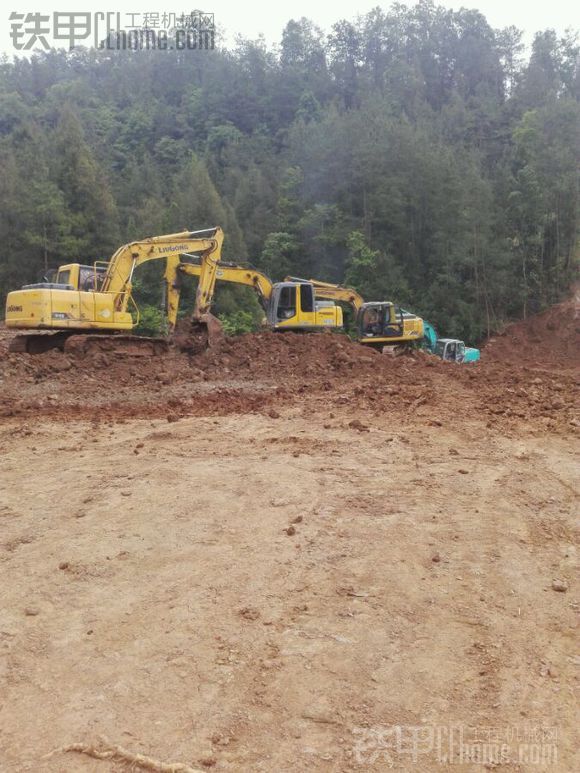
[1,313,578,433]
[0,298,578,772]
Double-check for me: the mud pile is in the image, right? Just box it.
[198,331,404,380]
[483,296,580,369]
[0,320,577,431]
[0,324,14,354]
[0,330,443,387]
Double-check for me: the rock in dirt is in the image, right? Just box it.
[348,419,370,432]
[238,606,260,621]
[551,579,569,592]
[301,704,338,724]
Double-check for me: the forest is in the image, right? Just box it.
[0,1,578,340]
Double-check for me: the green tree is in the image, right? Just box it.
[53,105,120,259]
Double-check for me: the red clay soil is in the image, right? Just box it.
[483,295,580,369]
[1,307,578,432]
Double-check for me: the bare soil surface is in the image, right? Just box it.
[0,304,578,772]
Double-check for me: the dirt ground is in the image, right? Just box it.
[0,301,578,772]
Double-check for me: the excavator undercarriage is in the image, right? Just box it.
[8,331,171,356]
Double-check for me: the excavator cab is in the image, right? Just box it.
[357,302,423,348]
[11,264,106,293]
[52,264,107,292]
[267,282,343,330]
[434,339,476,363]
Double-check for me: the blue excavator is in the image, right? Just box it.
[420,318,480,363]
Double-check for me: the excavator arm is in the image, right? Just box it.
[165,258,274,325]
[101,227,224,324]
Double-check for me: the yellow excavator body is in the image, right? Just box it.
[358,302,424,347]
[5,264,133,331]
[295,277,424,347]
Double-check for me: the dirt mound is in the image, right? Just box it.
[0,330,443,389]
[198,331,385,379]
[0,325,577,432]
[483,295,580,368]
[0,322,13,354]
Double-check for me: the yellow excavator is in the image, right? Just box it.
[5,227,343,354]
[290,277,424,349]
[5,228,227,354]
[167,257,342,333]
[170,260,422,349]
[5,222,422,354]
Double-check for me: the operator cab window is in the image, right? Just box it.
[79,266,97,291]
[57,269,71,286]
[278,286,296,320]
[78,265,106,291]
[362,307,382,336]
[300,283,314,313]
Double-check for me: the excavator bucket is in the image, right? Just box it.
[201,312,224,348]
[173,313,224,354]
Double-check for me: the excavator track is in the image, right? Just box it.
[64,334,169,357]
[9,332,169,357]
[9,331,71,354]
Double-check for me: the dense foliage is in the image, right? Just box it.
[1,1,578,339]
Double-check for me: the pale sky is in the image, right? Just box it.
[2,1,579,57]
